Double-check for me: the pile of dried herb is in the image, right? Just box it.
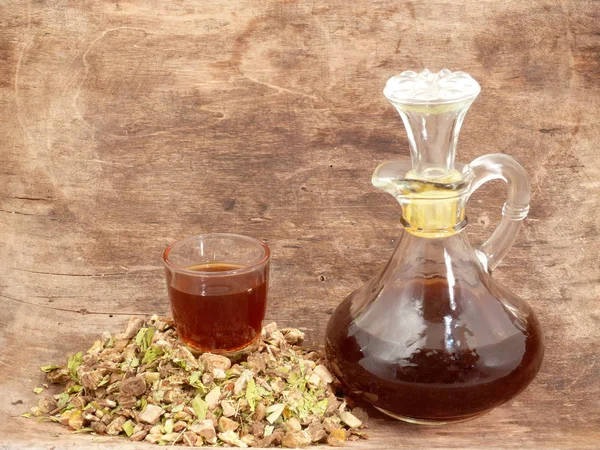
[26,316,368,447]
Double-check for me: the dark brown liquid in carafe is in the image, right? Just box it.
[169,263,267,353]
[326,277,544,422]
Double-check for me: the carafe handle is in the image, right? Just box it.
[467,154,531,272]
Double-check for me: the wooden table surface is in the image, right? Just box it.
[1,0,599,448]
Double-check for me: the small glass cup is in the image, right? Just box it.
[163,233,270,356]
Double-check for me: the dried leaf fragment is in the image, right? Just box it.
[122,420,135,437]
[266,403,285,424]
[192,394,208,420]
[67,352,83,382]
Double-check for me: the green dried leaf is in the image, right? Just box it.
[66,384,83,394]
[257,386,270,397]
[40,365,61,373]
[135,326,155,352]
[97,375,110,387]
[163,418,174,434]
[291,395,310,420]
[311,398,328,416]
[145,327,156,350]
[245,378,260,412]
[142,346,163,364]
[140,397,148,412]
[171,404,184,413]
[188,371,201,385]
[67,352,83,382]
[224,369,239,380]
[187,372,207,394]
[21,413,32,418]
[172,359,187,370]
[72,427,94,434]
[122,420,135,437]
[192,394,208,420]
[130,357,140,368]
[56,393,69,409]
[266,403,285,424]
[145,372,161,384]
[264,425,274,436]
[276,366,290,375]
[135,328,146,348]
[33,387,44,394]
[36,416,59,423]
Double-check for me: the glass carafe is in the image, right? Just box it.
[325,69,544,425]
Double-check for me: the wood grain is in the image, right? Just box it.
[1,0,599,448]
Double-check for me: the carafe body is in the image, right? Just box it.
[325,69,544,424]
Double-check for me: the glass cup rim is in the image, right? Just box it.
[163,233,270,277]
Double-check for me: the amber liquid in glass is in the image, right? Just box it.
[169,263,267,353]
[326,277,544,422]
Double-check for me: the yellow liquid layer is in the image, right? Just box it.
[402,169,465,238]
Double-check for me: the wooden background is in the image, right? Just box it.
[1,0,599,448]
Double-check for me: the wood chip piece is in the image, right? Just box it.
[282,430,311,448]
[327,429,347,447]
[306,421,327,442]
[120,375,146,397]
[221,400,236,417]
[182,431,198,446]
[340,411,362,429]
[313,364,334,384]
[284,417,302,432]
[199,353,232,371]
[234,370,253,395]
[67,410,84,430]
[138,404,163,424]
[205,386,221,410]
[130,430,148,441]
[218,416,239,432]
[190,419,217,444]
[106,416,126,436]
[218,430,247,448]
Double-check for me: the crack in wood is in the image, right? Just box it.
[7,267,161,277]
[0,294,146,316]
[0,209,35,216]
[11,196,57,201]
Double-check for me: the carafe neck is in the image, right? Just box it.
[383,69,480,181]
[374,69,481,238]
[372,160,474,238]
